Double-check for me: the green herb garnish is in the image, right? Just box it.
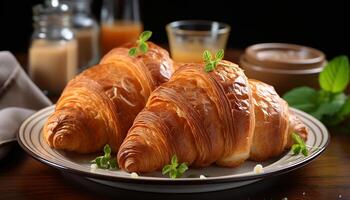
[291,132,308,156]
[283,55,350,126]
[319,55,350,93]
[203,49,235,72]
[128,31,152,56]
[91,144,118,169]
[162,155,188,179]
[203,49,224,72]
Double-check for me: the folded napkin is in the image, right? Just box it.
[0,51,52,159]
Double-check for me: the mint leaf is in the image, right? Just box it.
[283,87,319,112]
[302,148,308,156]
[291,132,308,157]
[100,157,109,168]
[169,170,177,179]
[128,31,152,57]
[205,63,215,72]
[109,159,118,169]
[93,156,102,165]
[177,163,188,174]
[128,47,137,56]
[171,155,178,165]
[292,144,301,154]
[319,55,350,93]
[104,144,111,155]
[162,165,172,174]
[337,97,350,118]
[139,42,148,53]
[140,31,152,42]
[311,92,346,120]
[326,97,350,125]
[292,132,304,145]
[203,50,212,63]
[215,49,224,60]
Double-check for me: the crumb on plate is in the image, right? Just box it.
[199,175,207,179]
[253,164,264,174]
[130,172,139,178]
[90,164,98,169]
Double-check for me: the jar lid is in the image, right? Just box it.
[35,1,71,16]
[244,43,325,70]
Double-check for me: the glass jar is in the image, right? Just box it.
[29,3,78,96]
[60,0,99,69]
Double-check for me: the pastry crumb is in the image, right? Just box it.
[90,164,98,172]
[339,194,342,199]
[199,175,207,179]
[130,172,139,178]
[253,164,264,174]
[90,164,98,169]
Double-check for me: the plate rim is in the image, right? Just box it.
[17,105,330,185]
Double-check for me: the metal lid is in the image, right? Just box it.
[33,1,72,27]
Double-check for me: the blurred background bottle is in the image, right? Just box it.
[100,0,143,55]
[29,2,78,96]
[61,0,99,69]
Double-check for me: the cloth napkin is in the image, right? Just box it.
[0,51,52,159]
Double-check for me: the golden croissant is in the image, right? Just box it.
[44,42,174,153]
[118,61,308,173]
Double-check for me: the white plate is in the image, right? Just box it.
[18,105,329,193]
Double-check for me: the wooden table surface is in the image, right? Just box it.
[0,50,349,200]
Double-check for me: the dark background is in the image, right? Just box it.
[0,0,348,58]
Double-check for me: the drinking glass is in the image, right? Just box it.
[100,0,143,54]
[166,20,230,63]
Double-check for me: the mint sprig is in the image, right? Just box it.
[283,55,350,126]
[91,144,118,169]
[162,155,188,179]
[291,132,308,156]
[128,31,152,56]
[203,49,233,72]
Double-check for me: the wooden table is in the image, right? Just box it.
[0,50,349,200]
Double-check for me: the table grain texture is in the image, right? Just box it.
[0,50,349,200]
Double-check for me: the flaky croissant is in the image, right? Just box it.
[118,61,308,173]
[44,42,173,153]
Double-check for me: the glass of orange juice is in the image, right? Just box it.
[166,20,230,63]
[100,0,143,54]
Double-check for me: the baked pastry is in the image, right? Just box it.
[43,42,173,153]
[118,61,308,173]
[249,79,307,161]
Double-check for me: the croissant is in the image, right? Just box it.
[249,79,307,161]
[43,42,174,153]
[118,61,308,173]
